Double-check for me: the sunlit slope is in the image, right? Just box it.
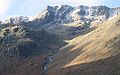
[48,15,120,75]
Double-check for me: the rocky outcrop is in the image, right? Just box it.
[0,21,65,75]
[2,16,34,24]
[33,5,120,24]
[0,25,64,58]
[3,5,120,25]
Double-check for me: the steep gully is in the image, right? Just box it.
[43,55,54,75]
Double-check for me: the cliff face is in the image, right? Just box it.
[0,25,64,58]
[2,5,120,24]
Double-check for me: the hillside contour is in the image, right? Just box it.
[47,15,120,75]
[0,5,120,75]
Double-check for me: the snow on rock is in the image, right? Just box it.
[2,5,120,25]
[2,16,34,24]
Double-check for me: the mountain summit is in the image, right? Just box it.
[2,5,120,24]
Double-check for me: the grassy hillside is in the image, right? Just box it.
[47,15,120,75]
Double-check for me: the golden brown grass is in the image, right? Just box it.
[47,15,120,75]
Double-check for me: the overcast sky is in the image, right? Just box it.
[0,0,120,20]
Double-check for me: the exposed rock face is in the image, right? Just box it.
[0,25,64,58]
[3,5,120,25]
[0,22,65,75]
[33,5,120,24]
[34,6,57,25]
[2,16,34,24]
[0,26,33,58]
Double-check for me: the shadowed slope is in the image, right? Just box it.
[47,15,120,75]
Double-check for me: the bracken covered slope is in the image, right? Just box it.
[47,15,120,75]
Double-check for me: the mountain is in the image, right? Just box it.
[47,14,120,75]
[3,5,120,24]
[0,5,120,75]
[0,18,65,75]
[2,5,120,39]
[2,16,34,24]
[35,5,120,24]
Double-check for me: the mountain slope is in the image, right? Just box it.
[47,15,120,75]
[33,5,120,39]
[2,5,120,39]
[0,23,65,75]
[1,5,120,75]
